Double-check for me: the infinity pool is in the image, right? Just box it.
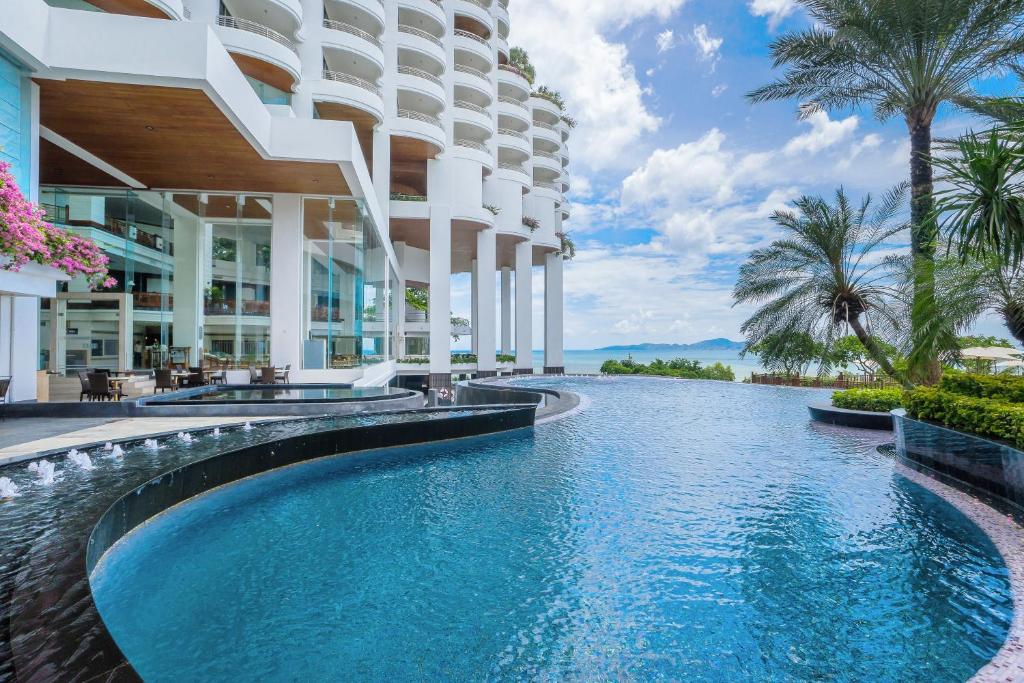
[90,377,1013,681]
[149,385,398,403]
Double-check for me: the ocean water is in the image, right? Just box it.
[91,377,1011,682]
[534,349,761,377]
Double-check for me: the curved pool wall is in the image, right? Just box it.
[456,378,581,421]
[4,384,424,418]
[0,405,537,682]
[90,377,1016,681]
[894,412,1024,511]
[808,402,894,430]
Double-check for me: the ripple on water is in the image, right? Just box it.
[89,378,1013,682]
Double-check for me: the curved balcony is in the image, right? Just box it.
[454,63,492,92]
[396,65,446,105]
[453,100,494,133]
[532,120,562,146]
[455,0,494,33]
[533,149,562,175]
[497,127,530,157]
[322,19,385,71]
[561,203,570,219]
[496,161,530,187]
[336,0,386,26]
[495,5,510,34]
[316,70,385,123]
[395,108,446,154]
[262,0,303,28]
[530,93,563,119]
[451,139,494,174]
[558,120,571,142]
[214,16,301,91]
[497,96,530,127]
[454,29,493,63]
[398,0,446,28]
[140,0,184,19]
[497,64,530,97]
[532,180,561,200]
[397,24,446,66]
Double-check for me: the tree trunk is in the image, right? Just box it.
[907,113,941,385]
[848,317,913,390]
[1001,299,1024,346]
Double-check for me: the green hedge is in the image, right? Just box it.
[904,387,1024,447]
[831,388,903,412]
[600,358,735,382]
[938,373,1024,403]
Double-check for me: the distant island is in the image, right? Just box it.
[595,338,745,352]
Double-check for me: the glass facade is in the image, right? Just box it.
[38,188,394,376]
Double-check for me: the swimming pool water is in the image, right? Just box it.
[159,386,396,402]
[90,377,1014,681]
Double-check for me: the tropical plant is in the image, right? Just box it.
[560,114,578,129]
[532,86,565,110]
[832,387,904,412]
[406,287,472,342]
[508,47,536,85]
[829,334,900,375]
[733,187,911,387]
[743,331,825,377]
[522,216,540,231]
[483,204,501,216]
[557,232,576,260]
[747,0,1024,384]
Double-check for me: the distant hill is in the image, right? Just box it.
[596,338,745,352]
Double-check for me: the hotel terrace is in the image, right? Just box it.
[0,0,570,400]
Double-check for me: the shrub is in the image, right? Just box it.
[938,373,1024,403]
[832,388,903,412]
[600,357,735,381]
[904,387,1024,447]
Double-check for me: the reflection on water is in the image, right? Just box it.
[92,378,1012,682]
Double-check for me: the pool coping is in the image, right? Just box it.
[887,458,1024,682]
[807,402,894,430]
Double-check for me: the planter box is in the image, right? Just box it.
[808,403,893,430]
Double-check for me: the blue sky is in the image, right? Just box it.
[451,0,1016,350]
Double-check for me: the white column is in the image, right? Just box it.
[49,298,66,375]
[291,0,322,119]
[372,129,390,230]
[394,241,407,359]
[500,266,512,356]
[476,229,496,375]
[544,252,564,373]
[172,214,203,364]
[514,241,532,373]
[428,206,452,386]
[470,258,478,354]
[270,194,304,370]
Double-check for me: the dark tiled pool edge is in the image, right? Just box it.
[457,375,582,422]
[885,458,1024,682]
[808,402,893,430]
[7,407,535,682]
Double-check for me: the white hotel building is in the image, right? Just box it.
[0,0,570,400]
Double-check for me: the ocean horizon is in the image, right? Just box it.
[452,349,764,379]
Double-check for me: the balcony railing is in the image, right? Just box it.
[398,64,444,88]
[204,300,271,317]
[533,120,559,132]
[216,15,296,54]
[498,63,528,81]
[534,149,559,160]
[454,29,489,46]
[454,139,489,152]
[498,161,526,174]
[133,292,172,311]
[397,24,443,48]
[323,19,383,49]
[323,69,382,97]
[397,108,443,129]
[455,63,490,82]
[461,0,491,9]
[498,127,528,141]
[498,95,528,110]
[454,99,489,116]
[533,180,559,191]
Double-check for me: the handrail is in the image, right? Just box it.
[498,0,509,8]
[534,180,559,191]
[498,127,528,141]
[322,69,382,97]
[397,64,444,88]
[216,16,296,53]
[498,95,528,110]
[534,149,559,160]
[533,120,559,132]
[323,19,383,49]
[498,63,528,82]
[454,139,489,152]
[455,63,490,81]
[454,100,490,116]
[498,162,526,174]
[461,0,491,9]
[397,24,444,48]
[454,29,490,46]
[398,108,443,129]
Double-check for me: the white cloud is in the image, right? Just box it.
[656,29,675,53]
[692,24,723,70]
[510,0,687,170]
[783,112,859,155]
[711,84,728,97]
[748,0,798,30]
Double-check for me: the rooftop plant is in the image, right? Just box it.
[483,204,500,216]
[508,47,535,85]
[556,231,575,260]
[560,114,577,129]
[531,86,565,111]
[0,162,114,289]
[522,216,540,231]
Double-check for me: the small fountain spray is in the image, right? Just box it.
[242,422,253,431]
[212,427,221,437]
[178,431,193,444]
[0,477,19,499]
[67,450,94,470]
[110,444,125,458]
[27,460,57,485]
[103,442,113,451]
[144,438,159,450]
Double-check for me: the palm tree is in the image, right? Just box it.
[933,253,1024,346]
[733,187,912,388]
[748,0,1024,384]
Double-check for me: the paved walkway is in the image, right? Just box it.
[0,416,291,467]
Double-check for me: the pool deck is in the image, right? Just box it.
[0,416,291,467]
